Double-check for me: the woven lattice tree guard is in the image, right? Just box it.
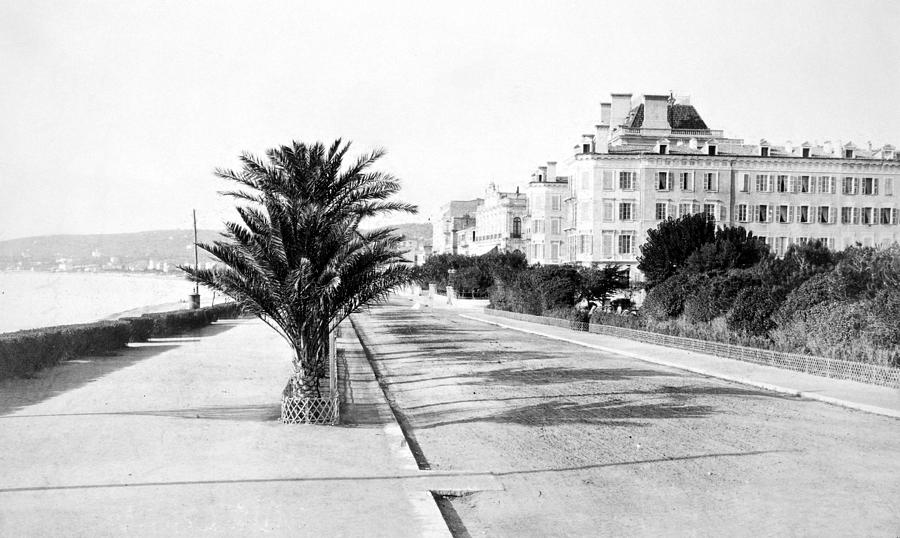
[281,326,341,425]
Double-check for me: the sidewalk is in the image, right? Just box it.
[461,312,900,420]
[0,317,495,536]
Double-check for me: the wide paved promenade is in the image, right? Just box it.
[352,298,900,537]
[0,318,450,536]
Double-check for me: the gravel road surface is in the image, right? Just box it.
[352,299,900,537]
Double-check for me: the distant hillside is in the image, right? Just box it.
[390,222,432,243]
[0,229,225,270]
[0,224,432,271]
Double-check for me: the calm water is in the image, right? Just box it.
[0,272,201,333]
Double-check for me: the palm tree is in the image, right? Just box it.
[181,139,416,397]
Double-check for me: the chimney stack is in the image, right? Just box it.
[643,94,670,130]
[610,93,633,128]
[546,162,557,182]
[600,102,611,125]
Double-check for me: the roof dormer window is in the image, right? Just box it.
[761,146,770,157]
[802,147,810,158]
[845,149,854,159]
[707,145,717,156]
[659,144,667,155]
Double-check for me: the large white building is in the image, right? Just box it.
[562,92,900,278]
[470,183,528,255]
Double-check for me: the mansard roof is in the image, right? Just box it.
[623,103,709,130]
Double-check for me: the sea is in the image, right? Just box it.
[0,271,203,333]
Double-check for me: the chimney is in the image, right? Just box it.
[643,94,670,130]
[823,140,833,155]
[595,124,609,153]
[546,162,557,182]
[610,93,633,128]
[784,140,794,154]
[600,102,611,125]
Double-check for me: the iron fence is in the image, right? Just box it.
[482,308,900,389]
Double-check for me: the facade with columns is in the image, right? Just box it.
[563,92,900,279]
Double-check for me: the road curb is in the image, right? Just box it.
[459,314,900,420]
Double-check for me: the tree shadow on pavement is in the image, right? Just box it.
[414,398,715,429]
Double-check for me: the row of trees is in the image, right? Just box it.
[635,214,900,366]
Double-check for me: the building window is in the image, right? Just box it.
[708,145,717,156]
[551,195,561,211]
[819,206,831,224]
[550,218,561,235]
[845,149,854,158]
[775,237,787,257]
[655,203,668,220]
[618,234,633,255]
[580,171,591,191]
[802,147,811,158]
[679,202,693,217]
[862,177,879,195]
[777,205,790,223]
[601,232,614,257]
[842,177,859,195]
[881,208,892,225]
[602,170,613,190]
[601,201,613,222]
[841,207,851,224]
[758,204,770,223]
[550,241,560,261]
[582,143,591,154]
[659,144,668,155]
[862,207,873,225]
[534,243,544,259]
[619,171,636,190]
[739,174,750,192]
[819,176,835,194]
[737,204,748,222]
[777,175,789,193]
[703,203,716,219]
[852,207,860,224]
[680,172,693,191]
[657,172,672,191]
[619,202,634,221]
[798,206,810,223]
[532,219,544,233]
[703,172,718,191]
[800,176,811,193]
[761,147,770,157]
[886,178,894,196]
[578,235,593,255]
[756,174,771,192]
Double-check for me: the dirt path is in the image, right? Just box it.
[352,299,900,537]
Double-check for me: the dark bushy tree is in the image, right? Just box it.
[181,140,415,397]
[577,264,630,309]
[683,226,769,275]
[638,213,716,288]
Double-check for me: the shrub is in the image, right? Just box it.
[0,320,132,379]
[543,306,590,331]
[773,272,835,326]
[642,273,703,321]
[609,297,634,312]
[726,286,780,337]
[589,309,646,331]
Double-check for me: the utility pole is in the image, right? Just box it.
[190,209,201,309]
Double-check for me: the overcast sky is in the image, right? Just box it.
[2,0,898,240]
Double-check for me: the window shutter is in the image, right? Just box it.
[874,178,880,195]
[886,178,894,196]
[719,205,727,221]
[893,208,899,225]
[830,176,836,194]
[668,203,676,219]
[766,206,773,223]
[785,206,792,223]
[602,170,613,190]
[853,177,859,194]
[829,207,836,224]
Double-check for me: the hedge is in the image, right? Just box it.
[0,302,244,380]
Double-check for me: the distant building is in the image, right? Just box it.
[471,183,528,255]
[432,199,482,255]
[525,162,569,264]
